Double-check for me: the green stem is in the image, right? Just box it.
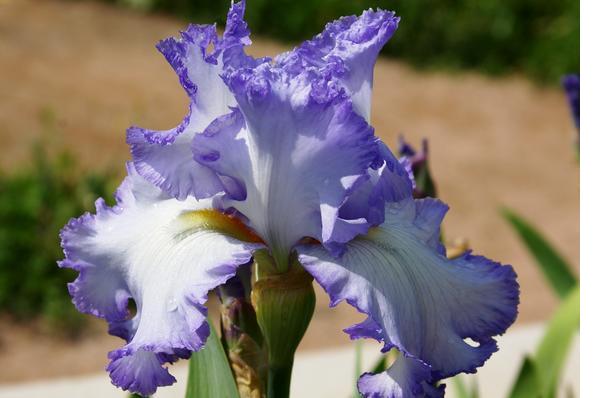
[267,361,293,398]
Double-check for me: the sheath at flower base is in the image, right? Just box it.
[58,2,519,397]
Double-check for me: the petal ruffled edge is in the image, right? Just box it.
[128,1,269,201]
[331,141,414,255]
[275,8,400,120]
[59,163,264,395]
[155,1,255,98]
[358,354,445,398]
[298,198,519,391]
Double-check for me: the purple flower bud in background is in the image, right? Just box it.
[562,74,579,154]
[218,264,266,396]
[562,74,580,129]
[398,136,437,199]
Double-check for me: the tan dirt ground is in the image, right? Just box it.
[0,0,579,383]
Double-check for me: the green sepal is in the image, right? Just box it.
[252,250,316,398]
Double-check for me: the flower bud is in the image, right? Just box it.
[398,137,437,199]
[219,266,267,398]
[251,250,316,397]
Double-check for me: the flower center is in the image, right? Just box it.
[178,209,264,244]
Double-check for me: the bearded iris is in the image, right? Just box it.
[59,2,519,397]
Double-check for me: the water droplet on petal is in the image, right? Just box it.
[167,297,178,312]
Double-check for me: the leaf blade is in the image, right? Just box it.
[452,376,470,398]
[535,285,580,398]
[508,357,541,398]
[352,341,363,398]
[502,208,577,298]
[185,320,240,398]
[452,375,479,398]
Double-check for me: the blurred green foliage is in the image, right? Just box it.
[109,0,579,83]
[0,132,116,334]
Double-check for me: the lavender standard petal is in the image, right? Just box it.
[193,61,380,264]
[128,1,268,200]
[275,9,399,121]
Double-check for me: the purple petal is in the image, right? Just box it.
[336,141,414,242]
[107,349,177,396]
[297,198,519,393]
[562,74,580,129]
[220,0,251,51]
[193,62,380,265]
[358,353,445,398]
[59,163,263,395]
[128,1,268,200]
[127,107,246,200]
[275,9,399,121]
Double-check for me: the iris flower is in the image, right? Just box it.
[59,2,519,397]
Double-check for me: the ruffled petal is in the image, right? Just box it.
[339,141,414,226]
[275,9,399,121]
[358,353,444,398]
[297,198,519,393]
[192,62,380,266]
[106,349,176,396]
[127,1,267,200]
[59,164,263,395]
[127,107,247,201]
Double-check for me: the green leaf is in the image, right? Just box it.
[471,379,480,398]
[508,357,541,398]
[535,285,580,398]
[452,375,479,398]
[185,320,240,398]
[453,376,469,398]
[353,341,363,398]
[370,355,388,374]
[508,285,579,398]
[502,208,577,298]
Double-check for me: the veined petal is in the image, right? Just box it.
[324,141,414,256]
[127,1,268,200]
[275,9,399,121]
[358,353,444,398]
[59,164,263,395]
[297,199,519,394]
[193,62,379,266]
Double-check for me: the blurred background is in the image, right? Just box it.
[0,0,579,392]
